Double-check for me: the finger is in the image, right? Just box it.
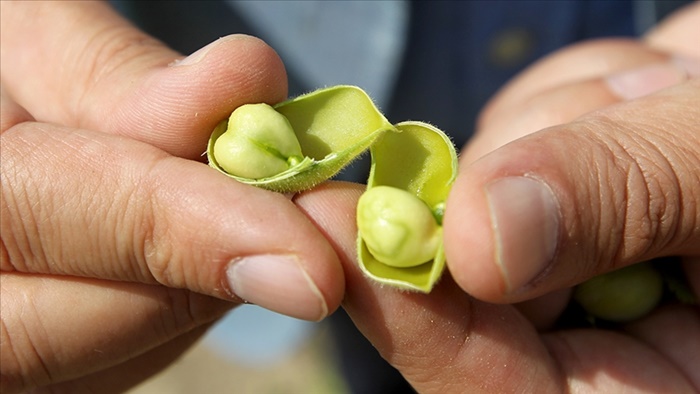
[40,324,212,394]
[0,273,226,393]
[471,40,700,165]
[445,79,700,303]
[467,60,696,164]
[295,183,695,392]
[645,1,700,58]
[1,123,343,321]
[624,304,700,389]
[514,288,573,329]
[292,182,562,393]
[477,39,669,133]
[0,1,287,159]
[542,329,695,393]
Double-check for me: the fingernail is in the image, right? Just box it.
[226,255,328,321]
[606,63,687,100]
[485,177,560,294]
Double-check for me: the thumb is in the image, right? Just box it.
[0,1,287,159]
[444,80,700,303]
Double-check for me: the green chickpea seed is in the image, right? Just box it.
[573,262,664,323]
[357,186,442,268]
[213,103,304,179]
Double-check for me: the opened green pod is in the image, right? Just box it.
[208,85,458,292]
[208,85,395,193]
[357,121,458,292]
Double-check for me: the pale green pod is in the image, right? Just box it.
[208,85,395,193]
[573,262,664,323]
[357,121,458,292]
[357,186,442,268]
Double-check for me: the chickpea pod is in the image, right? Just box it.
[356,121,457,292]
[208,86,395,193]
[208,86,458,292]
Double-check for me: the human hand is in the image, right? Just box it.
[0,2,344,392]
[296,2,699,392]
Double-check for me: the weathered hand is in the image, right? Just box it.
[445,4,700,311]
[296,2,699,392]
[1,2,343,392]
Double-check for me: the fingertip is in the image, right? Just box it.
[102,34,289,159]
[164,169,346,322]
[285,235,347,321]
[485,176,560,295]
[604,62,691,100]
[224,254,337,321]
[445,136,566,303]
[443,159,505,301]
[168,33,288,103]
[171,34,288,102]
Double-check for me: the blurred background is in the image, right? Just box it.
[129,305,348,393]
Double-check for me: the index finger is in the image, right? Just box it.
[0,1,287,159]
[1,122,343,321]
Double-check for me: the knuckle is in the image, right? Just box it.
[119,177,167,284]
[0,129,51,273]
[136,160,193,291]
[591,116,695,264]
[138,181,178,287]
